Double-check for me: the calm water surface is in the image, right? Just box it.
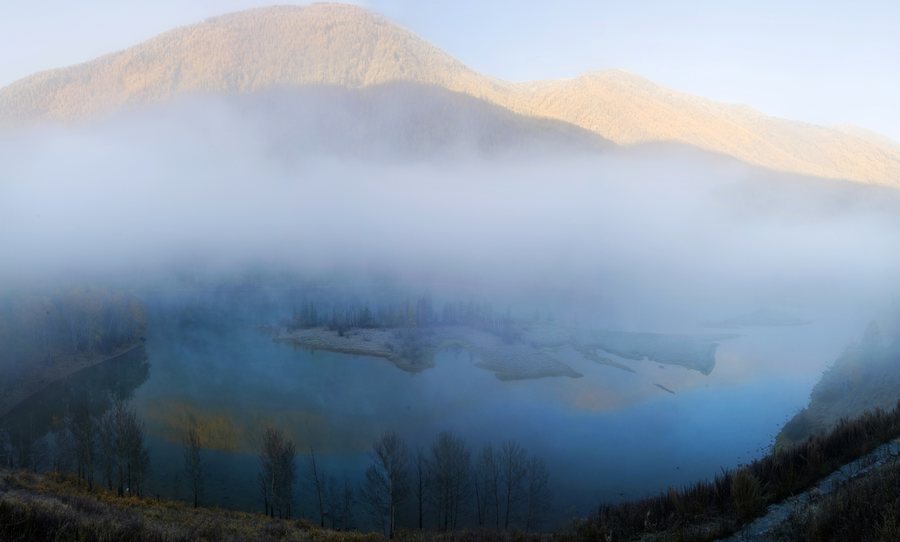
[121,318,839,521]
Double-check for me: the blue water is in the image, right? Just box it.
[124,321,819,523]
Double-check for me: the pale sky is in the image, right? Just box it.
[1,0,898,140]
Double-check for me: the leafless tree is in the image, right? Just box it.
[51,417,75,474]
[414,447,428,530]
[183,425,203,508]
[0,427,13,468]
[97,408,116,490]
[429,431,471,530]
[325,475,355,530]
[259,427,297,518]
[475,444,502,529]
[339,478,356,530]
[362,430,410,539]
[500,440,527,529]
[96,400,148,497]
[308,447,327,527]
[524,455,551,531]
[66,395,96,489]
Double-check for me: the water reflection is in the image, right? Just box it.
[126,319,822,519]
[0,345,150,467]
[1,315,840,524]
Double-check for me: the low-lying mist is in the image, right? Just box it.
[2,86,898,333]
[4,85,900,530]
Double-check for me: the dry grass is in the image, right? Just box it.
[0,469,381,542]
[777,457,900,541]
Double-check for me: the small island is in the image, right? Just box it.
[272,298,726,380]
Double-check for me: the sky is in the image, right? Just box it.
[1,0,898,140]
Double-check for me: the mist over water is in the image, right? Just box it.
[2,87,900,526]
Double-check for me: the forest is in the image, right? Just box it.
[0,287,146,416]
[288,296,524,342]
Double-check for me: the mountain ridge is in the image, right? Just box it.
[1,2,898,186]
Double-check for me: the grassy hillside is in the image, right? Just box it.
[776,455,900,541]
[0,470,553,541]
[0,469,382,542]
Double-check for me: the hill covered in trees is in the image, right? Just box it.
[2,3,899,186]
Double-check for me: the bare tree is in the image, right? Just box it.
[11,416,46,472]
[414,447,428,530]
[500,440,527,529]
[324,475,355,530]
[183,426,203,508]
[97,408,116,490]
[51,416,75,474]
[308,447,327,527]
[524,455,550,532]
[259,427,297,518]
[99,400,148,497]
[362,430,410,539]
[475,444,501,529]
[66,395,96,489]
[429,431,471,531]
[0,427,12,469]
[338,478,355,530]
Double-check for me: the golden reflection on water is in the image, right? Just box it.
[142,397,364,454]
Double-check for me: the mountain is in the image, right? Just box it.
[109,82,609,160]
[514,72,900,186]
[1,3,899,186]
[0,4,501,122]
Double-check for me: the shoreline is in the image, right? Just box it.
[0,342,144,419]
[273,334,434,373]
[273,325,583,380]
[271,323,720,381]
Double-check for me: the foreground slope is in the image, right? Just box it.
[0,470,380,542]
[1,3,898,186]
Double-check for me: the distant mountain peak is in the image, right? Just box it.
[1,3,898,186]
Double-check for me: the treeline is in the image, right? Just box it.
[180,426,551,537]
[0,287,145,379]
[1,396,150,498]
[359,431,550,537]
[290,296,524,340]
